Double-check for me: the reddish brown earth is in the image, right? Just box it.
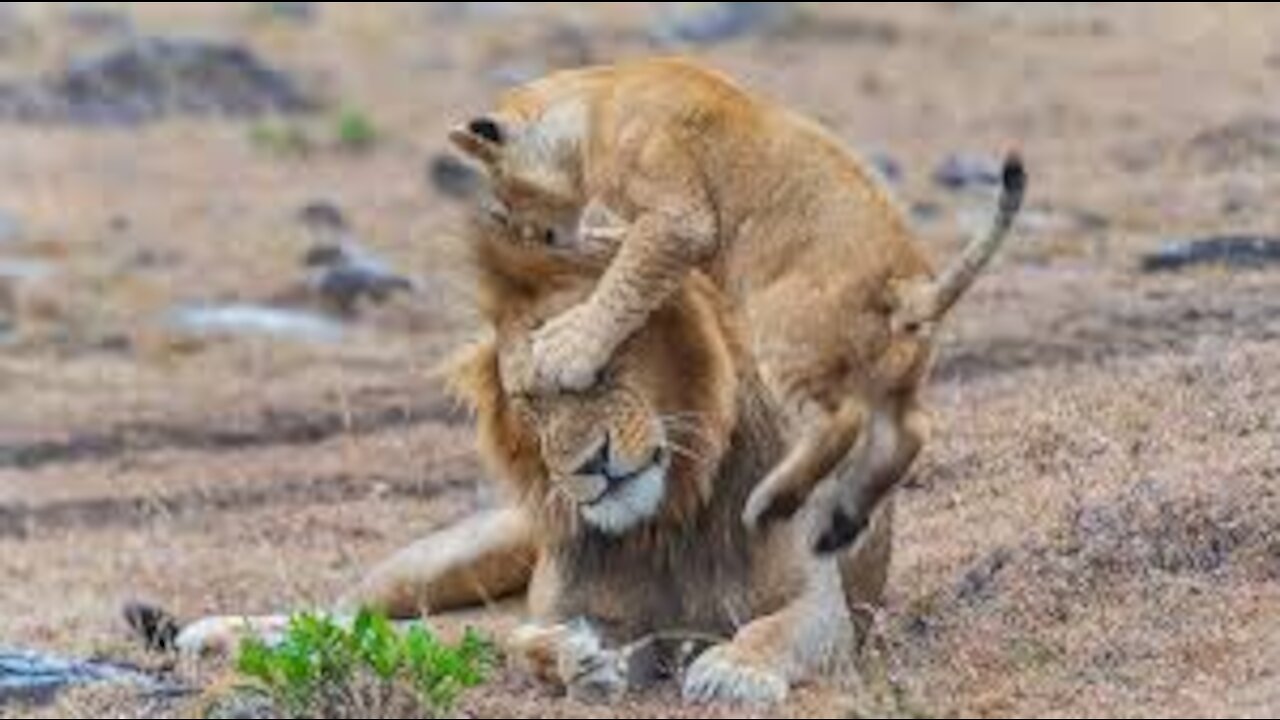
[1,4,1276,718]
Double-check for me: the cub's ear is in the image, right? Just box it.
[449,116,507,164]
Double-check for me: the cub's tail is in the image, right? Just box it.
[899,154,1027,327]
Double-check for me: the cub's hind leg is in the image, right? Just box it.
[814,398,927,555]
[742,397,868,531]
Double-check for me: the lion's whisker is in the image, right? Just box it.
[666,440,715,466]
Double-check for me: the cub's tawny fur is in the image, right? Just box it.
[450,57,1025,552]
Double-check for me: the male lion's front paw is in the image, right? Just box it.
[510,622,627,704]
[527,306,613,393]
[560,631,627,705]
[682,644,789,708]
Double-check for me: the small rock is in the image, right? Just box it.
[204,690,277,720]
[432,2,526,22]
[0,5,35,56]
[0,278,14,337]
[911,201,945,225]
[1017,206,1110,236]
[0,36,316,126]
[651,2,795,46]
[933,152,1005,191]
[480,20,596,88]
[540,21,595,72]
[167,304,345,344]
[1141,236,1280,274]
[253,2,317,23]
[428,153,484,200]
[298,202,416,317]
[0,210,24,246]
[60,3,136,39]
[956,548,1014,603]
[0,259,53,282]
[865,150,904,185]
[1186,115,1280,171]
[0,649,162,707]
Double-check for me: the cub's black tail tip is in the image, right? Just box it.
[997,152,1027,219]
[815,509,868,556]
[1002,153,1027,196]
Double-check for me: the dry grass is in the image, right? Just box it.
[1,3,1277,718]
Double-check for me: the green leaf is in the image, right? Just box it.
[336,108,378,151]
[235,637,274,684]
[233,609,494,718]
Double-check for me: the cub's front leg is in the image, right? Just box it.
[520,213,713,393]
[514,137,719,395]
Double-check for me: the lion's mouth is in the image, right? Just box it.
[580,447,670,508]
[575,448,671,536]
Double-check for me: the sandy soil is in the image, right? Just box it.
[1,3,1277,718]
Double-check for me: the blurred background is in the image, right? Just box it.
[0,4,1277,718]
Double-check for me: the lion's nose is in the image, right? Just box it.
[575,437,613,479]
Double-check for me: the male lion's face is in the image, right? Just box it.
[455,221,738,537]
[511,379,674,536]
[495,300,736,537]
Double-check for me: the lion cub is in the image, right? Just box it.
[450,57,1025,553]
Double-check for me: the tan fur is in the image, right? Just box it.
[176,214,893,708]
[444,214,896,706]
[450,57,1024,553]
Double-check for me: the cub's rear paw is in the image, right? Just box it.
[682,644,789,708]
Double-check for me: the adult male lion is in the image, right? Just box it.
[175,214,892,707]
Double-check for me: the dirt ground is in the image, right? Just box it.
[1,3,1278,718]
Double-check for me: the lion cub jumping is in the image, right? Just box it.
[450,57,1025,553]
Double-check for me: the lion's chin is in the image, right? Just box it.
[579,465,668,537]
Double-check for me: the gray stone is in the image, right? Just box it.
[428,153,483,201]
[0,36,317,126]
[0,649,160,707]
[865,150,904,185]
[60,3,136,39]
[432,2,525,22]
[0,209,23,246]
[0,3,34,56]
[167,304,346,344]
[1186,115,1280,171]
[933,152,1005,191]
[651,2,794,45]
[298,202,416,316]
[1141,236,1280,274]
[254,2,317,23]
[0,259,52,282]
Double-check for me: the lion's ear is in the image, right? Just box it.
[449,117,507,165]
